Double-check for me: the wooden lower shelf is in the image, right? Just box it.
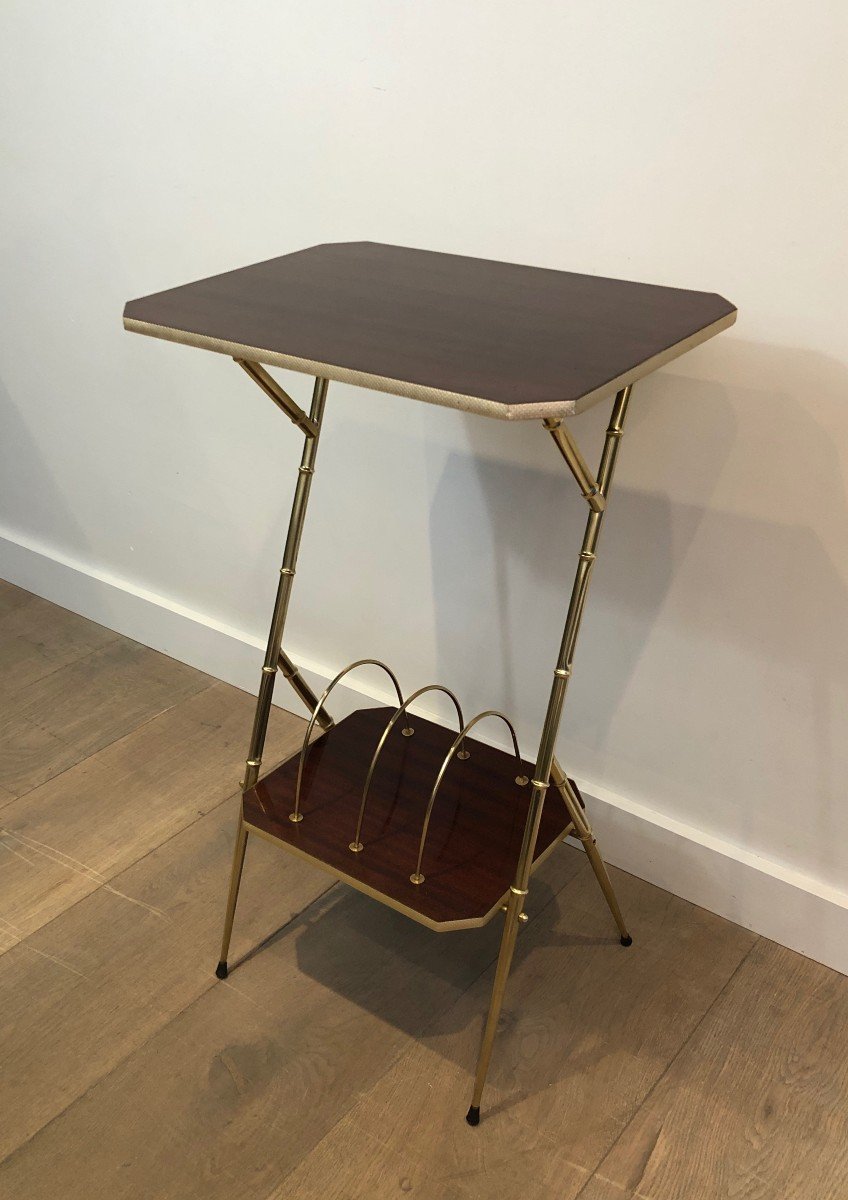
[243,706,574,931]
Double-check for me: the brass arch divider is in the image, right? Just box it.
[410,710,529,885]
[289,659,412,824]
[350,684,468,853]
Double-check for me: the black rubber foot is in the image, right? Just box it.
[215,961,229,979]
[620,935,633,947]
[465,1105,480,1127]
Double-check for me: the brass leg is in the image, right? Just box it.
[583,839,631,945]
[216,816,248,979]
[550,758,631,945]
[241,375,330,792]
[467,385,633,1126]
[217,373,329,977]
[278,649,334,731]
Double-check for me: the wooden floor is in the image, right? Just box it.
[1,580,846,1199]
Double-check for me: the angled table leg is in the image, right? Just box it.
[216,372,330,980]
[466,384,633,1125]
[550,758,631,945]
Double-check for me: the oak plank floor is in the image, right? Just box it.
[12,637,209,759]
[0,852,582,1200]
[0,680,304,947]
[0,592,118,703]
[273,865,756,1200]
[586,939,848,1199]
[2,584,848,1200]
[0,580,32,617]
[0,595,126,797]
[0,798,331,1159]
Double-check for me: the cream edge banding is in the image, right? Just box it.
[123,309,737,421]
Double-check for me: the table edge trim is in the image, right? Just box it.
[242,814,573,931]
[123,308,736,420]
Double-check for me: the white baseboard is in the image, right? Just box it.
[3,524,848,976]
[572,783,848,975]
[0,524,370,718]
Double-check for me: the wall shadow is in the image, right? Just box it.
[423,339,848,880]
[0,375,89,555]
[285,337,848,1081]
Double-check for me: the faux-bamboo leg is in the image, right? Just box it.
[550,758,631,945]
[216,816,248,979]
[241,375,330,793]
[216,374,329,979]
[467,385,633,1125]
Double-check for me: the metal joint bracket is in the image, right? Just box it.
[278,649,334,732]
[543,418,606,512]
[235,359,319,438]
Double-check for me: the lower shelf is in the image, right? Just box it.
[243,706,574,931]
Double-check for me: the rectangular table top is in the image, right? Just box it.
[124,241,736,421]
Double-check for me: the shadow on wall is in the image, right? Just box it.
[284,337,848,1054]
[424,338,848,879]
[423,365,736,736]
[0,374,89,554]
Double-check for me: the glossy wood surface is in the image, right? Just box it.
[124,241,736,415]
[243,706,571,927]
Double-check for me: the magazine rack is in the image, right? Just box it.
[124,241,736,1123]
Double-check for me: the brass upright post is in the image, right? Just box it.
[466,385,633,1125]
[216,373,329,981]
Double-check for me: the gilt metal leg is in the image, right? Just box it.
[278,648,334,731]
[550,758,631,945]
[216,372,329,976]
[240,374,330,793]
[467,385,633,1125]
[216,816,248,979]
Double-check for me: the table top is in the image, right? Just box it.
[124,241,736,421]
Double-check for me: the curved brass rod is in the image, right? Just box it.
[410,710,528,885]
[350,684,468,853]
[289,659,411,824]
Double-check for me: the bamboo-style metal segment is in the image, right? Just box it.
[290,659,411,824]
[550,758,631,943]
[467,385,633,1126]
[410,710,528,886]
[278,649,334,732]
[351,684,468,854]
[543,417,605,512]
[235,358,319,437]
[240,376,329,793]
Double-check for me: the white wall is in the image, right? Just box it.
[2,3,848,968]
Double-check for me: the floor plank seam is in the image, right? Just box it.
[2,672,218,807]
[0,788,244,963]
[261,853,593,1199]
[0,683,299,962]
[0,631,121,712]
[570,934,762,1199]
[0,871,341,1171]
